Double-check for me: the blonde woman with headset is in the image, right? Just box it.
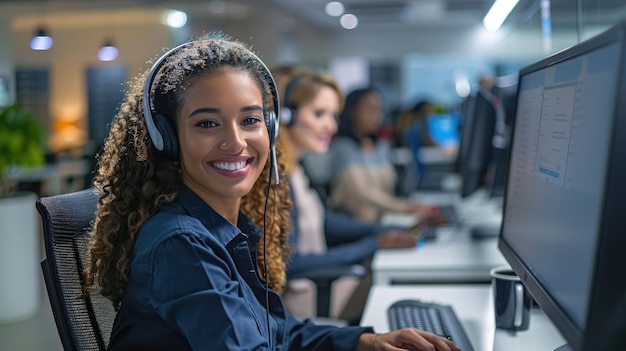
[254,66,419,324]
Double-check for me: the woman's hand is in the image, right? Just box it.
[409,204,439,219]
[377,230,417,249]
[410,204,450,227]
[358,329,461,351]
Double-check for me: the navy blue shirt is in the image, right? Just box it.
[108,185,371,350]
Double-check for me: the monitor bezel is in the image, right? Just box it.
[498,21,626,351]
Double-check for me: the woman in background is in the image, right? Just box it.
[246,66,417,323]
[328,87,436,223]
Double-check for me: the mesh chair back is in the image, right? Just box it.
[37,188,116,351]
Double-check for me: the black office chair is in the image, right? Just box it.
[37,188,116,351]
[288,264,367,319]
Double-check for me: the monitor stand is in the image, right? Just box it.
[470,223,500,239]
[554,344,572,351]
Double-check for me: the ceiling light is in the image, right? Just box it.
[483,0,520,31]
[325,2,345,17]
[340,14,358,29]
[453,70,471,98]
[30,28,53,50]
[165,10,187,28]
[97,41,118,61]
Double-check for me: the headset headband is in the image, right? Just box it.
[142,41,281,150]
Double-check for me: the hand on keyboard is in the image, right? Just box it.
[409,212,452,241]
[409,203,439,220]
[414,212,451,227]
[377,229,418,249]
[386,299,474,351]
[359,329,461,351]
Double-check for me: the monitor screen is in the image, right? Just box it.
[499,21,626,351]
[427,112,460,147]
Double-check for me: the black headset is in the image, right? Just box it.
[142,41,281,183]
[279,72,308,126]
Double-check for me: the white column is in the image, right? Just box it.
[0,192,41,323]
[0,18,15,102]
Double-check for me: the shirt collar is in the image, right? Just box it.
[175,185,262,246]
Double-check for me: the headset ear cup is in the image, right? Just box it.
[265,110,278,148]
[281,72,307,128]
[288,108,297,126]
[279,109,292,126]
[155,114,179,160]
[279,108,298,126]
[265,109,280,184]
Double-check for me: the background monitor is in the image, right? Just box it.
[453,94,475,174]
[427,112,460,147]
[498,21,626,351]
[457,88,497,198]
[484,75,518,199]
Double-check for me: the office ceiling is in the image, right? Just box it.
[270,0,622,30]
[271,0,496,29]
[0,0,596,32]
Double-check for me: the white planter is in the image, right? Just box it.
[0,191,40,324]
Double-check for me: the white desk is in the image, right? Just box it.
[418,146,458,167]
[377,190,506,285]
[361,285,566,351]
[6,159,90,195]
[407,188,504,227]
[372,227,507,285]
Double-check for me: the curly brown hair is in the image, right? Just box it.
[240,133,292,294]
[83,34,292,310]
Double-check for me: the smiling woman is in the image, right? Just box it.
[80,33,460,351]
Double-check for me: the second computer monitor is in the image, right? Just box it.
[458,89,497,198]
[499,21,626,351]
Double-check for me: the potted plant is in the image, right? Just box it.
[0,101,45,196]
[0,101,46,323]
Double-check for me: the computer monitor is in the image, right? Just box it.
[484,76,518,199]
[498,21,626,351]
[453,94,475,173]
[458,88,497,198]
[427,112,460,147]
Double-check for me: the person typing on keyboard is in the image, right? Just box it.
[387,300,473,350]
[361,330,461,351]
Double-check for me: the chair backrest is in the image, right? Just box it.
[37,188,116,351]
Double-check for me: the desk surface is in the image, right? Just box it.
[6,159,91,195]
[372,228,508,285]
[418,146,458,166]
[377,191,506,285]
[361,285,566,351]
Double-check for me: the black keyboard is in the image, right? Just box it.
[387,299,474,351]
[417,205,458,241]
[418,225,438,240]
[438,205,459,224]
